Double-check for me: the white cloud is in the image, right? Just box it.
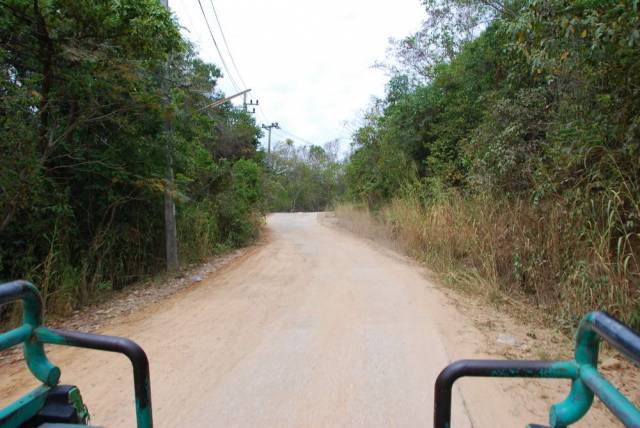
[170,0,424,150]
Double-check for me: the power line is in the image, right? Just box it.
[181,1,322,148]
[208,0,247,89]
[274,127,316,146]
[254,101,315,146]
[196,0,242,91]
[257,105,271,123]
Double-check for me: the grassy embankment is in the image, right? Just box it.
[336,192,638,331]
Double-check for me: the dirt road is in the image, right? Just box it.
[1,213,614,427]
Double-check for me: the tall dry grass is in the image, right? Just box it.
[335,192,640,330]
[334,204,396,246]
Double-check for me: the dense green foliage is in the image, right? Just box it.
[345,0,640,327]
[0,0,263,311]
[264,139,343,212]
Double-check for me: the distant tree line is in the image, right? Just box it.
[264,139,344,212]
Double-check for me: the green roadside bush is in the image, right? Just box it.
[343,0,640,328]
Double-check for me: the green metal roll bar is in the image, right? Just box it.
[0,280,153,428]
[434,311,640,427]
[3,280,638,428]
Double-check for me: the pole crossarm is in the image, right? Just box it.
[198,89,251,111]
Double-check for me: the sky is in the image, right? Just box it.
[169,0,425,151]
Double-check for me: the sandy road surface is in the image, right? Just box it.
[1,213,614,427]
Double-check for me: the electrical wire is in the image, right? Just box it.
[274,127,316,146]
[192,3,317,147]
[257,105,271,124]
[196,0,242,91]
[208,0,247,89]
[175,1,329,149]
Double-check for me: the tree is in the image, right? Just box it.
[0,0,264,311]
[264,141,345,212]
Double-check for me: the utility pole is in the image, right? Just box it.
[160,0,178,271]
[261,122,280,162]
[243,95,259,114]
